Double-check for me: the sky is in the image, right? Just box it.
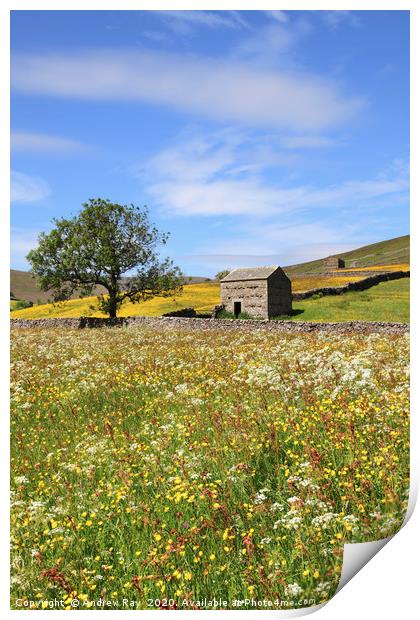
[10,9,409,277]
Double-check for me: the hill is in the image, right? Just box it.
[10,270,212,304]
[284,234,409,276]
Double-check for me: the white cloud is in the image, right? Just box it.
[11,131,87,152]
[12,48,364,131]
[321,11,361,29]
[10,227,42,268]
[11,171,51,203]
[201,220,359,257]
[152,10,248,33]
[230,22,297,66]
[139,131,408,219]
[282,135,336,148]
[265,11,289,24]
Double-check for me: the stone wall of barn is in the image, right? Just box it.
[267,274,292,316]
[220,280,268,318]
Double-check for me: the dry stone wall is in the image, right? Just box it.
[11,316,408,334]
[292,270,409,300]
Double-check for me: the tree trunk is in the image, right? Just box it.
[108,291,117,318]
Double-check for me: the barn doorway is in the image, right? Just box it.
[233,301,241,318]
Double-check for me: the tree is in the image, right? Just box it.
[215,269,230,281]
[27,198,183,318]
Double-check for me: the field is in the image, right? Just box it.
[335,263,409,273]
[11,327,409,609]
[10,278,409,324]
[9,283,221,319]
[290,279,409,323]
[290,275,364,292]
[8,276,367,320]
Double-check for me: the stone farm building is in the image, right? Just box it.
[220,266,292,319]
[323,256,345,271]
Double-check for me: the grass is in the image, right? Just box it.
[10,327,409,609]
[285,235,409,275]
[288,279,409,323]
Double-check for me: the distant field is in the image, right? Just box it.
[11,276,366,319]
[335,263,409,273]
[288,279,409,323]
[291,275,363,291]
[10,282,221,319]
[10,278,409,323]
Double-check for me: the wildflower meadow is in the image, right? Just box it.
[10,327,409,610]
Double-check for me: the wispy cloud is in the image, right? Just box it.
[11,131,87,153]
[12,48,364,131]
[10,226,60,270]
[320,11,361,29]
[282,135,336,149]
[10,227,41,267]
[176,220,365,269]
[11,170,51,203]
[151,10,249,34]
[139,130,408,219]
[265,11,289,24]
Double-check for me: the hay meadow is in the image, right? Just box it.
[10,327,409,609]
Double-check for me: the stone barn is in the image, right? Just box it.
[323,256,345,271]
[220,266,292,319]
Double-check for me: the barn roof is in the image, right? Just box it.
[221,266,283,282]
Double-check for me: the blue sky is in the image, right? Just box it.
[10,9,409,276]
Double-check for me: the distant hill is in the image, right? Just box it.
[10,235,409,302]
[10,270,213,303]
[284,235,409,276]
[9,270,107,304]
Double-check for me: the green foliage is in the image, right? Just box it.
[216,309,256,320]
[26,198,183,317]
[215,269,230,281]
[12,299,33,310]
[237,311,254,320]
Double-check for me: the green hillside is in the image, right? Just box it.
[284,235,409,276]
